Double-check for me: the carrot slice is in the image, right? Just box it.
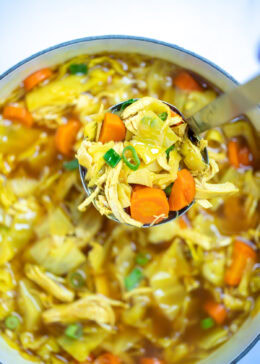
[94,353,121,364]
[169,169,195,211]
[174,71,202,91]
[24,68,52,91]
[203,300,227,325]
[3,105,33,127]
[99,112,126,143]
[225,240,256,286]
[55,119,81,156]
[170,110,179,117]
[130,187,169,224]
[238,146,252,166]
[141,359,165,364]
[228,140,240,168]
[228,140,253,168]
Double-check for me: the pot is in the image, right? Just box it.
[0,35,259,364]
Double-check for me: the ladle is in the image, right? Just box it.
[79,74,260,226]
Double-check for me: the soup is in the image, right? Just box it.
[0,53,259,364]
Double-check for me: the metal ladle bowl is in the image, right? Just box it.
[79,74,260,226]
[79,99,208,227]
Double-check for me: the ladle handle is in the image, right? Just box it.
[187,74,260,134]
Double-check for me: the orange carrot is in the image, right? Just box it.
[174,71,202,91]
[228,140,253,168]
[140,359,165,364]
[228,140,240,168]
[169,169,195,211]
[24,68,52,91]
[170,110,179,117]
[3,105,33,127]
[203,300,227,325]
[99,112,126,143]
[130,187,169,224]
[238,146,252,166]
[55,119,81,156]
[225,240,256,286]
[94,353,121,364]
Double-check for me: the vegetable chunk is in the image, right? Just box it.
[130,187,169,224]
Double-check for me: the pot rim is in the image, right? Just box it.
[0,34,258,363]
[1,34,238,84]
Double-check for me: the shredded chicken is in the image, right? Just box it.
[25,264,74,302]
[42,294,124,326]
[195,180,239,199]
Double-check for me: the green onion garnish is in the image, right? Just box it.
[63,159,79,171]
[65,323,83,339]
[165,145,175,159]
[136,253,150,266]
[158,112,168,121]
[103,148,121,168]
[122,146,140,171]
[68,271,85,289]
[120,99,137,111]
[200,317,215,330]
[5,315,20,330]
[164,183,173,197]
[124,267,143,291]
[69,63,88,75]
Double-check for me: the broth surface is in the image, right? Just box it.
[0,53,259,364]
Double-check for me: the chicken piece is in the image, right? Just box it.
[148,217,231,250]
[117,183,132,208]
[42,295,124,326]
[25,264,74,303]
[195,180,239,199]
[104,157,142,227]
[76,140,93,171]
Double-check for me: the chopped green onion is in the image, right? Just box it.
[5,315,20,330]
[124,267,143,291]
[158,112,168,121]
[63,159,79,171]
[165,145,175,159]
[68,271,85,288]
[103,148,121,168]
[200,317,215,330]
[136,253,150,266]
[69,63,88,75]
[65,323,83,339]
[120,99,137,111]
[122,146,140,171]
[164,183,173,197]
